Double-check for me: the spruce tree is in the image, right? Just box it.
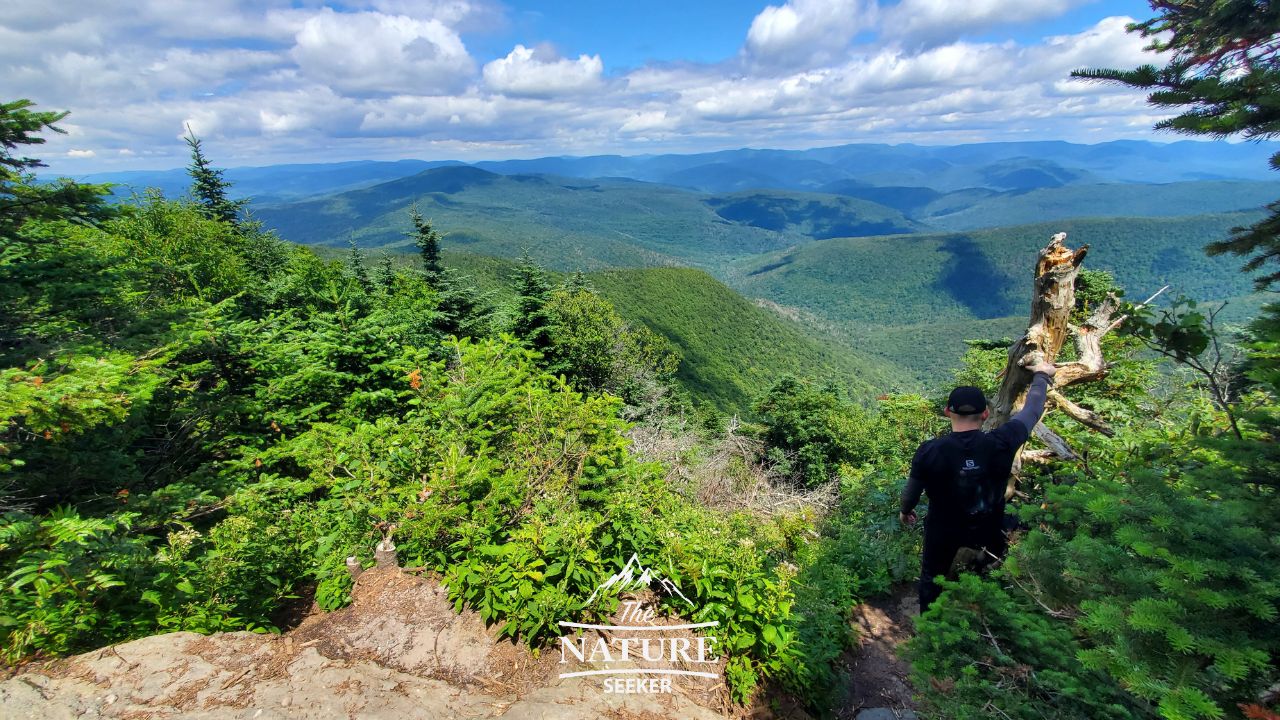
[562,269,592,293]
[432,269,488,339]
[346,237,371,293]
[510,253,555,353]
[183,127,243,226]
[1,99,111,236]
[375,252,396,291]
[408,207,442,283]
[1072,2,1280,287]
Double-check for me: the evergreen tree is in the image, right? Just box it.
[1072,2,1280,287]
[1,100,113,357]
[432,269,489,339]
[562,269,592,293]
[408,207,442,282]
[375,252,396,291]
[346,237,371,293]
[510,253,555,353]
[1,99,111,237]
[183,127,244,227]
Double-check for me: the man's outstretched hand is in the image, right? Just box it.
[1028,360,1057,378]
[899,510,917,526]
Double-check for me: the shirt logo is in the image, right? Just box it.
[963,459,978,470]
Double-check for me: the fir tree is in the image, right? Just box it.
[407,207,442,283]
[375,252,396,291]
[562,269,592,293]
[0,99,111,237]
[183,127,244,227]
[510,253,555,353]
[346,237,371,293]
[432,269,489,339]
[1072,2,1280,287]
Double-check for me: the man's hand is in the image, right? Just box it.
[899,510,917,526]
[1028,360,1057,379]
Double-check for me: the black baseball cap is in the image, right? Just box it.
[947,386,987,415]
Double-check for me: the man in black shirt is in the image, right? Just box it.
[900,362,1056,611]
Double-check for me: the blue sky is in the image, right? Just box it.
[1,1,1174,172]
[487,0,1154,70]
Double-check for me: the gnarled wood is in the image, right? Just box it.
[1033,422,1078,461]
[985,233,1087,433]
[986,232,1126,499]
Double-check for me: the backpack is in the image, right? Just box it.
[936,435,1003,524]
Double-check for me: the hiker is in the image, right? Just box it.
[899,361,1057,611]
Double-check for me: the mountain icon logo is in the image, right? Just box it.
[585,553,694,607]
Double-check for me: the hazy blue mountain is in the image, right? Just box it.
[79,139,1280,208]
[78,159,458,203]
[252,166,919,268]
[917,180,1280,230]
[473,139,1280,191]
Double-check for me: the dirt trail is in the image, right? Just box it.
[833,585,919,719]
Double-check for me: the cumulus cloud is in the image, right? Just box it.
[291,9,475,96]
[483,44,604,97]
[745,0,877,69]
[67,149,97,158]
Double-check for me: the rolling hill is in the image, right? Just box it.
[79,159,456,204]
[914,181,1280,231]
[472,139,1280,191]
[80,139,1280,208]
[588,267,902,410]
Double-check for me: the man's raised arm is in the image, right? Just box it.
[1009,362,1057,432]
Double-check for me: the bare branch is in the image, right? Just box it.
[1033,423,1079,461]
[1048,390,1114,436]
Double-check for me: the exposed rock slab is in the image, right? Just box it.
[1,568,728,719]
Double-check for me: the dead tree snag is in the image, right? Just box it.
[984,233,1138,498]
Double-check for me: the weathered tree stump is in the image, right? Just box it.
[375,538,399,568]
[345,555,363,581]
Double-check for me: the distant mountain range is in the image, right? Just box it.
[79,139,1280,203]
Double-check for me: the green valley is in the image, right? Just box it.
[732,212,1270,382]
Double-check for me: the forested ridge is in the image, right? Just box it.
[4,56,1280,720]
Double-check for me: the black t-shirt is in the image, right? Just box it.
[907,421,1029,526]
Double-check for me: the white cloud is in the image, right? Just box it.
[619,110,678,134]
[291,9,475,96]
[67,149,97,158]
[885,0,1096,47]
[483,44,604,97]
[1038,16,1155,72]
[745,0,877,69]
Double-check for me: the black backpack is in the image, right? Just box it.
[935,435,1003,524]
